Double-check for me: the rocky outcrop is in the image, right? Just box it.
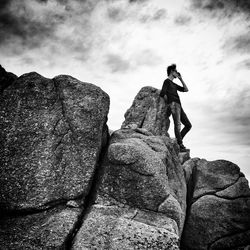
[182,158,250,250]
[0,206,81,249]
[72,128,186,249]
[0,72,250,249]
[0,72,109,211]
[121,86,170,136]
[72,201,180,250]
[0,65,17,92]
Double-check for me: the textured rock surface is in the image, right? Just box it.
[1,75,250,250]
[99,129,186,231]
[0,72,110,211]
[0,206,81,249]
[0,65,17,92]
[182,158,250,250]
[121,86,170,136]
[179,150,190,164]
[73,128,186,249]
[72,202,180,250]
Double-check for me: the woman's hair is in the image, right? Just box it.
[167,64,176,76]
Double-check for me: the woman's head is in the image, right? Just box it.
[167,64,177,76]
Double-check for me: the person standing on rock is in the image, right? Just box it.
[160,64,192,152]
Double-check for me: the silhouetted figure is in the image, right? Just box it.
[160,64,192,152]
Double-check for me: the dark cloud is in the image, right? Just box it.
[238,59,250,69]
[191,0,250,14]
[191,0,224,11]
[152,9,166,21]
[107,7,126,22]
[105,54,131,73]
[139,8,166,23]
[224,33,250,54]
[174,14,192,25]
[0,0,63,47]
[107,4,166,23]
[0,0,10,9]
[231,33,250,53]
[129,0,148,3]
[0,0,98,62]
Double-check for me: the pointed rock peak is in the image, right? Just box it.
[121,86,170,136]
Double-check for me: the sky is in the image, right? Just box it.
[0,0,250,181]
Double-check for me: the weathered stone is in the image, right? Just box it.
[98,128,186,234]
[210,230,250,250]
[182,157,200,183]
[0,65,17,92]
[182,195,250,250]
[182,159,250,250]
[178,150,190,164]
[216,177,250,198]
[0,206,81,249]
[191,159,242,200]
[121,86,170,136]
[0,72,109,211]
[72,203,180,250]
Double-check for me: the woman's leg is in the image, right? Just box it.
[170,102,182,145]
[180,107,192,139]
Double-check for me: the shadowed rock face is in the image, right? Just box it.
[0,65,17,92]
[121,86,170,136]
[0,72,110,211]
[182,158,250,250]
[0,206,81,249]
[72,128,187,249]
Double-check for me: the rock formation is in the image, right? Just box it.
[72,128,186,249]
[0,67,249,249]
[0,70,109,249]
[182,158,250,250]
[121,86,170,137]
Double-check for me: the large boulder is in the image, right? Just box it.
[182,158,250,250]
[0,72,110,211]
[0,206,81,249]
[72,202,180,250]
[72,128,187,249]
[99,129,186,230]
[0,65,17,92]
[121,86,170,136]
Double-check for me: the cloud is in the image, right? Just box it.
[134,49,162,66]
[129,0,148,3]
[105,54,131,73]
[107,1,166,24]
[0,0,102,65]
[191,0,225,11]
[199,86,250,146]
[107,6,126,22]
[104,48,163,73]
[174,14,192,25]
[190,0,250,14]
[0,0,56,46]
[238,59,250,69]
[224,33,250,54]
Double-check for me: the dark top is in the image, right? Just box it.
[160,78,185,105]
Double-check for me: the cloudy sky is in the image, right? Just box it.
[1,0,250,180]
